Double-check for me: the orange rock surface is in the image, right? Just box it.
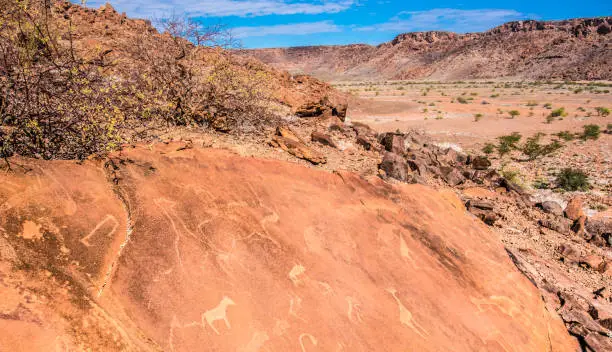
[0,144,577,351]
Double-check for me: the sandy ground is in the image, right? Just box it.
[341,81,612,148]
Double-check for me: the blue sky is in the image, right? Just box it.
[84,1,611,48]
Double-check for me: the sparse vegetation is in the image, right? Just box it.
[474,113,483,122]
[549,107,567,118]
[520,134,563,161]
[595,107,610,117]
[556,168,590,191]
[482,143,495,154]
[508,110,520,118]
[580,125,601,140]
[497,132,522,156]
[555,131,575,141]
[0,1,275,160]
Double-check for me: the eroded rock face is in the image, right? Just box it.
[0,145,577,351]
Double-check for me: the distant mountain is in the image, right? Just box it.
[240,18,612,81]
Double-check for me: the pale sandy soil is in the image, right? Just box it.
[341,81,612,148]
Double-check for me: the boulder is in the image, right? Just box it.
[355,135,372,151]
[351,122,377,138]
[0,145,578,351]
[471,156,491,170]
[564,197,585,221]
[379,133,406,154]
[537,201,564,216]
[311,131,337,148]
[269,136,327,164]
[379,152,410,182]
[540,219,571,234]
[440,166,466,186]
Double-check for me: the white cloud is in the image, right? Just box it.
[231,21,341,38]
[83,0,356,18]
[356,8,527,33]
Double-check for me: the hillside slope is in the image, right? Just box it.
[242,18,612,81]
[0,143,577,351]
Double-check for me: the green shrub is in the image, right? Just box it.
[581,125,601,140]
[497,132,522,156]
[596,107,610,117]
[457,96,468,104]
[474,113,483,122]
[520,134,563,160]
[482,143,495,154]
[549,108,567,118]
[555,131,575,141]
[508,110,521,118]
[556,168,590,191]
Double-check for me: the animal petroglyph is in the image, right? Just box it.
[387,288,428,339]
[154,198,198,269]
[318,281,334,296]
[80,215,119,247]
[471,296,521,318]
[346,296,363,324]
[303,227,324,254]
[239,331,270,352]
[299,333,318,352]
[399,234,419,269]
[202,296,236,335]
[289,264,306,286]
[289,295,306,321]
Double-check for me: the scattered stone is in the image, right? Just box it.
[585,216,612,238]
[471,156,491,170]
[351,122,377,137]
[537,201,564,217]
[564,197,585,221]
[406,159,427,176]
[540,219,571,234]
[469,208,497,225]
[572,215,587,236]
[469,200,494,211]
[311,131,337,148]
[558,244,581,263]
[579,254,604,271]
[440,166,466,186]
[276,126,304,143]
[355,136,372,151]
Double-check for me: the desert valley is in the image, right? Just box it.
[0,1,611,351]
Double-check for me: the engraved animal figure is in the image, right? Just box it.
[202,296,236,335]
[387,288,428,339]
[299,333,318,352]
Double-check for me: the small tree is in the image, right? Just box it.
[508,110,520,118]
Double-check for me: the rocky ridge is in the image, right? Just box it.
[241,17,612,81]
